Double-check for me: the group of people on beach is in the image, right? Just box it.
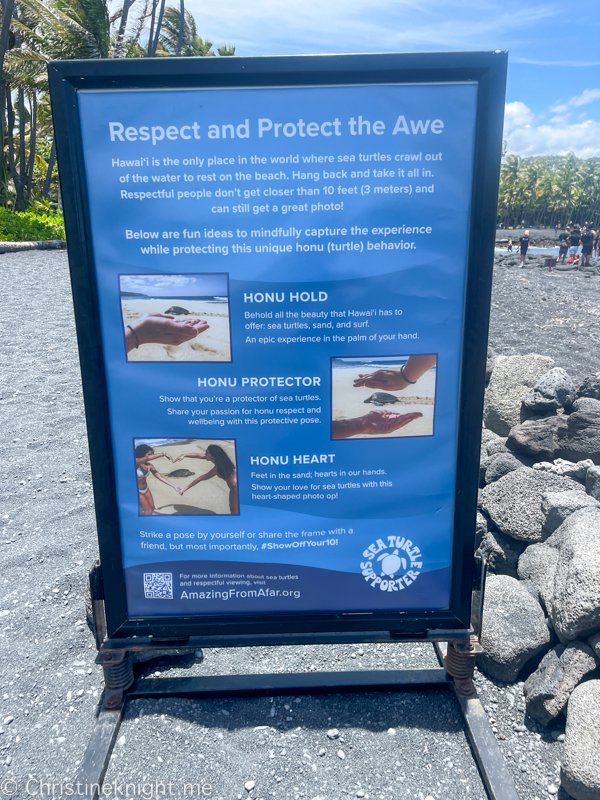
[506,224,598,267]
[556,225,598,266]
[135,443,238,515]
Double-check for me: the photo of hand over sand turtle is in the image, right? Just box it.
[120,273,231,362]
[134,438,238,515]
[331,354,437,439]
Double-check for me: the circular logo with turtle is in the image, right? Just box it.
[360,535,423,592]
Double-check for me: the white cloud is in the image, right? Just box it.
[512,58,600,67]
[506,119,600,158]
[504,101,534,133]
[189,0,555,55]
[504,89,600,157]
[567,88,600,108]
[550,88,600,113]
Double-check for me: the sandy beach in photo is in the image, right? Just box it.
[122,298,231,362]
[331,363,436,438]
[136,438,237,515]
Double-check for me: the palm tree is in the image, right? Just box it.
[158,6,233,56]
[497,153,600,229]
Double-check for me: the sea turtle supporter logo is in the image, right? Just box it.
[360,535,422,592]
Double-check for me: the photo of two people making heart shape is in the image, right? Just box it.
[134,438,238,516]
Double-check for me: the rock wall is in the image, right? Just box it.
[478,357,600,800]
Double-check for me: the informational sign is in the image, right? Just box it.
[49,54,506,636]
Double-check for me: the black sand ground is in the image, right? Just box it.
[2,251,598,800]
[490,252,600,381]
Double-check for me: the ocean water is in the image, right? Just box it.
[495,246,576,257]
[332,357,437,372]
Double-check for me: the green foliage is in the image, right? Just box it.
[498,152,600,228]
[0,207,65,240]
[1,0,236,210]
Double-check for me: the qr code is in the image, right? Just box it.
[143,572,173,600]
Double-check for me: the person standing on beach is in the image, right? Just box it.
[519,230,531,266]
[568,227,581,266]
[507,239,513,252]
[580,227,594,267]
[558,229,569,264]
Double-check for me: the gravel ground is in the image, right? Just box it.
[490,252,600,381]
[2,251,598,800]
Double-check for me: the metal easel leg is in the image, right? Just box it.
[434,641,520,800]
[73,704,124,800]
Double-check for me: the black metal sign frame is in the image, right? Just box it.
[48,50,507,640]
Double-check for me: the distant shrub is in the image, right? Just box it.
[0,208,65,241]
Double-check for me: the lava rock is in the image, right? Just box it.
[588,632,600,660]
[556,410,600,465]
[480,529,526,578]
[551,508,600,641]
[485,452,526,484]
[518,542,559,614]
[576,372,600,401]
[487,438,511,456]
[475,512,490,548]
[534,458,594,483]
[478,575,551,682]
[586,466,600,501]
[486,346,497,385]
[542,490,600,534]
[481,428,503,451]
[507,416,567,461]
[483,354,555,436]
[561,680,600,800]
[520,578,542,604]
[524,642,598,727]
[572,397,600,414]
[522,367,576,414]
[480,468,583,543]
[479,454,492,486]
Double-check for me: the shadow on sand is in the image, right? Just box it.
[154,504,217,515]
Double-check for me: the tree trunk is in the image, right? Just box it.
[0,0,15,204]
[113,0,135,57]
[42,137,56,199]
[146,0,158,55]
[6,92,26,210]
[176,0,184,55]
[148,0,166,56]
[25,91,36,201]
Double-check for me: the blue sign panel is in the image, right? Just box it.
[76,82,478,618]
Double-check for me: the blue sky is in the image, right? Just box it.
[120,273,228,297]
[185,0,600,158]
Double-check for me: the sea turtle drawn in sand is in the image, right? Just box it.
[164,306,189,315]
[164,469,195,478]
[364,392,401,406]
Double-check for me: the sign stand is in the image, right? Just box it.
[46,50,515,800]
[74,552,519,800]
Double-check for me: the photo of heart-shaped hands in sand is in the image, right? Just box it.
[134,438,238,515]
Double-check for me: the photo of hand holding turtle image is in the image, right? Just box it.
[134,438,238,515]
[331,354,437,439]
[120,273,231,362]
